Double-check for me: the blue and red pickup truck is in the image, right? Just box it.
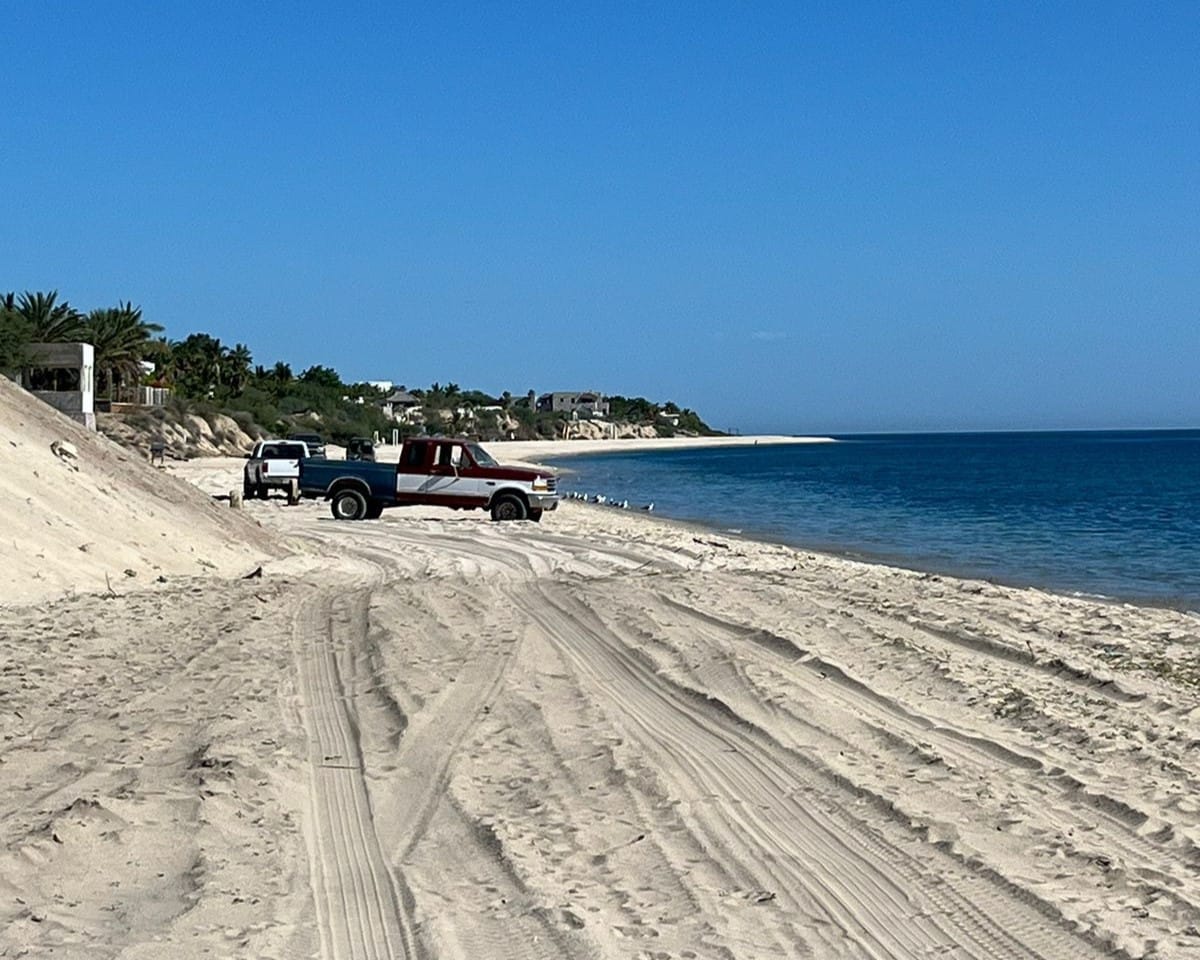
[298,436,559,521]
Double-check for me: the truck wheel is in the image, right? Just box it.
[243,478,254,500]
[364,501,384,520]
[331,489,368,521]
[528,509,543,523]
[490,493,527,522]
[257,483,269,500]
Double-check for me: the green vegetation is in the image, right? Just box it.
[0,294,35,371]
[606,396,710,436]
[1,287,718,443]
[0,291,162,397]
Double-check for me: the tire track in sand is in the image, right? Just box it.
[523,580,1116,960]
[293,587,420,960]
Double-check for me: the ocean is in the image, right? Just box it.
[550,430,1200,611]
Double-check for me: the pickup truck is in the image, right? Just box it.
[244,439,310,499]
[298,437,559,521]
[287,432,326,458]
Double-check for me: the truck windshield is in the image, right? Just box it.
[466,443,498,467]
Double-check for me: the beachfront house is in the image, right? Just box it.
[536,391,610,417]
[379,387,422,423]
[8,342,97,430]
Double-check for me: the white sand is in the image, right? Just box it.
[480,433,836,465]
[0,377,275,604]
[3,389,1199,958]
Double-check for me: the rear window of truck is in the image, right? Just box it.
[263,443,306,458]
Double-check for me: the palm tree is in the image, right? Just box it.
[208,337,224,388]
[225,343,253,395]
[166,333,226,398]
[144,335,172,378]
[1,294,33,370]
[17,291,85,341]
[83,302,164,400]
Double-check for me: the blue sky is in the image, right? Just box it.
[3,2,1197,433]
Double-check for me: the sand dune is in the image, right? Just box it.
[3,400,1199,958]
[0,377,275,603]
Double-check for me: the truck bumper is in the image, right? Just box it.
[527,493,559,511]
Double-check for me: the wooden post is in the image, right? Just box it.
[286,479,301,506]
[229,488,243,509]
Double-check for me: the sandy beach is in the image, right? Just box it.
[3,394,1199,958]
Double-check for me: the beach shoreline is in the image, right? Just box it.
[5,426,1200,957]
[170,451,1200,615]
[479,432,836,465]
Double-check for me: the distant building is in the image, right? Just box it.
[18,342,96,430]
[536,391,609,417]
[379,387,422,422]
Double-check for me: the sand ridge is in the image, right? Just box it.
[0,376,277,604]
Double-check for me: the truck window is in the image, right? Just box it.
[466,443,496,467]
[402,443,425,468]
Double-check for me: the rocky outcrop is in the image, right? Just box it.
[563,419,662,440]
[98,410,258,459]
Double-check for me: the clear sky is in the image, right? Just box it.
[3,2,1197,434]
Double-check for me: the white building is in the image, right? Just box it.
[20,342,96,430]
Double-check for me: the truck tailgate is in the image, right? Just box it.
[263,458,301,478]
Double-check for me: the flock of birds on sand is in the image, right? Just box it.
[565,490,654,511]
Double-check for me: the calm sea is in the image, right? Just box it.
[551,431,1200,611]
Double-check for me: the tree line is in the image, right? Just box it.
[1,291,163,399]
[1,288,715,440]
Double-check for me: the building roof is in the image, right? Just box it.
[540,390,606,399]
[381,390,419,404]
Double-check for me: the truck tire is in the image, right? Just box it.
[528,508,543,523]
[331,488,368,521]
[257,483,269,500]
[490,493,527,522]
[364,501,384,520]
[243,478,254,500]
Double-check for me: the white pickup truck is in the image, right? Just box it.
[243,439,310,499]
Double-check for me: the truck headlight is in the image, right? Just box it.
[532,478,550,492]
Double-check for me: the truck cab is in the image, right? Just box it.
[395,438,557,520]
